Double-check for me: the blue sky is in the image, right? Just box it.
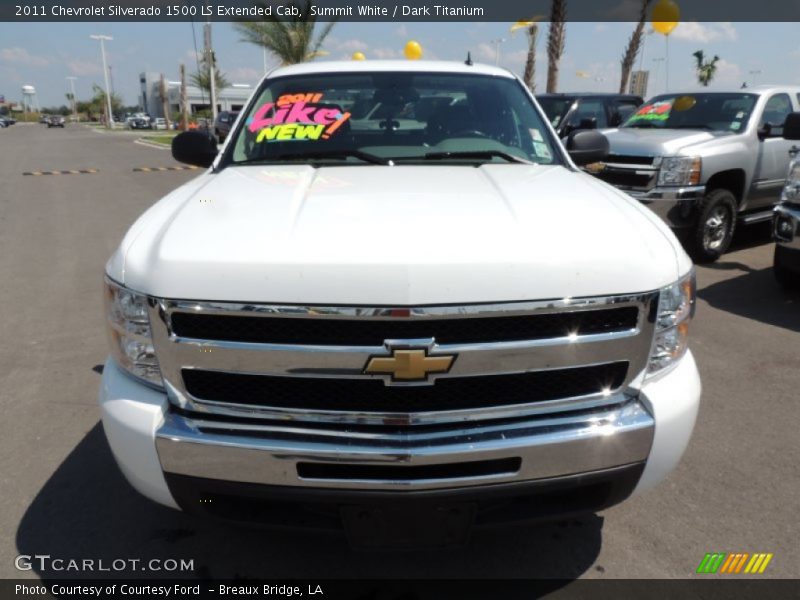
[1,21,797,107]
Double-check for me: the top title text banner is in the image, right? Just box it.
[5,0,800,22]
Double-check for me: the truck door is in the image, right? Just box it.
[751,93,796,210]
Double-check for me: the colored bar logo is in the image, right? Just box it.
[697,553,773,574]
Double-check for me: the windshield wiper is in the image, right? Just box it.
[421,150,533,164]
[233,149,391,166]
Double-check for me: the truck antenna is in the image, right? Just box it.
[465,52,473,66]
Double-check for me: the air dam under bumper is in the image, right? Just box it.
[98,352,700,518]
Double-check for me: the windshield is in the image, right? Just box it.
[227,72,561,166]
[621,93,757,132]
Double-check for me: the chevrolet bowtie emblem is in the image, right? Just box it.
[364,346,456,383]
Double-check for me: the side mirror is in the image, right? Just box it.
[782,112,800,140]
[172,131,218,168]
[566,130,609,166]
[757,122,773,141]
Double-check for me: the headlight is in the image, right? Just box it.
[647,269,696,376]
[781,158,800,203]
[657,156,702,187]
[104,277,163,388]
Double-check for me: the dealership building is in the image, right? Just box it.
[139,72,253,118]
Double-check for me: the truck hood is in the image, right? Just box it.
[602,127,734,157]
[112,164,685,304]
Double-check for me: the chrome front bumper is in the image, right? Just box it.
[155,396,654,492]
[628,185,706,228]
[774,203,800,250]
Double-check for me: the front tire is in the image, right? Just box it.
[689,189,737,263]
[774,244,800,290]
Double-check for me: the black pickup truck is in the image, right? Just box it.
[537,92,643,138]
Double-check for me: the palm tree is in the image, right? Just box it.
[511,18,543,92]
[522,24,539,91]
[90,84,122,122]
[693,50,720,87]
[191,55,231,96]
[234,1,336,66]
[546,0,567,93]
[619,0,651,93]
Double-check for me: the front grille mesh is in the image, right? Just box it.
[605,154,655,166]
[170,307,639,346]
[182,362,629,413]
[595,169,656,190]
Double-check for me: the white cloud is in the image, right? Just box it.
[334,39,368,52]
[227,66,261,83]
[395,24,408,37]
[474,42,496,63]
[671,22,738,43]
[0,47,49,67]
[710,58,742,85]
[370,47,401,59]
[65,58,103,77]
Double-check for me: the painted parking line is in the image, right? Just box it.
[132,166,199,172]
[23,169,99,176]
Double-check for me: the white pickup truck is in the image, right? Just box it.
[100,61,701,548]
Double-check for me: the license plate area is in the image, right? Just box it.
[341,502,476,550]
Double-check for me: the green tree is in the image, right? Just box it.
[191,54,231,95]
[619,0,651,93]
[693,50,720,87]
[234,1,336,66]
[546,0,567,93]
[89,84,123,120]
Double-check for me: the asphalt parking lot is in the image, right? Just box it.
[0,123,797,583]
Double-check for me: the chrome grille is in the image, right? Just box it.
[148,294,658,426]
[169,307,639,346]
[594,154,660,192]
[181,362,629,413]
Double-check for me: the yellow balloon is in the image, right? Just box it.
[404,40,423,60]
[352,51,366,61]
[673,95,696,112]
[652,0,679,36]
[510,16,544,33]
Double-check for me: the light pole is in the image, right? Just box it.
[89,34,114,127]
[203,22,218,126]
[652,57,665,95]
[490,38,506,66]
[594,76,606,92]
[66,76,77,121]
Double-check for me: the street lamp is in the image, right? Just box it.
[652,57,665,95]
[89,34,114,127]
[66,76,77,121]
[489,38,506,66]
